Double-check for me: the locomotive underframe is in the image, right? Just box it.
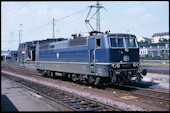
[36,61,146,85]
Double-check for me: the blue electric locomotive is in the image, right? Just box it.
[35,32,147,85]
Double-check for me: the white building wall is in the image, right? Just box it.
[153,35,169,43]
[153,36,159,43]
[138,37,145,42]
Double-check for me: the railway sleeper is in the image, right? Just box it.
[69,102,91,106]
[79,107,103,111]
[62,100,82,103]
[55,96,69,99]
[74,104,99,109]
[58,98,75,101]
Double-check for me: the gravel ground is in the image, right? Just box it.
[142,73,169,90]
[1,70,147,111]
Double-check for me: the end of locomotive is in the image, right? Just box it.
[140,69,147,76]
[133,69,147,83]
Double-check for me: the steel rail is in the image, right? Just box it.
[2,73,127,111]
[116,84,170,102]
[118,84,169,94]
[3,63,169,102]
[2,76,77,111]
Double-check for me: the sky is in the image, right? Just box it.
[1,1,169,51]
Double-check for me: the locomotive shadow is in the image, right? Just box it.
[102,80,160,92]
[129,80,159,88]
[53,75,106,89]
[41,73,159,91]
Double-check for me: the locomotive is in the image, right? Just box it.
[35,31,147,86]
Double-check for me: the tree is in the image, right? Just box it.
[159,38,169,43]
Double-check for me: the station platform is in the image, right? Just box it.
[1,76,59,112]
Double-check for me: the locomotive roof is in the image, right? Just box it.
[88,33,136,38]
[107,33,136,37]
[50,39,68,45]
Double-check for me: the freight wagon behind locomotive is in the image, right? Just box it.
[35,32,147,86]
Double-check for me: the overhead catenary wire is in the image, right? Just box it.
[2,2,29,23]
[59,7,88,21]
[25,6,88,37]
[2,1,164,51]
[5,2,146,38]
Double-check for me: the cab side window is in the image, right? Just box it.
[96,38,101,49]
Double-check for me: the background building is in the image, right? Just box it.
[152,32,169,43]
[1,50,17,60]
[138,37,152,44]
[139,42,169,59]
[17,38,67,62]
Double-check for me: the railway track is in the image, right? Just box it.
[2,73,127,111]
[2,62,169,106]
[2,62,41,76]
[111,84,170,102]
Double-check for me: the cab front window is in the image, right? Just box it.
[109,36,137,48]
[110,37,124,47]
[125,38,137,47]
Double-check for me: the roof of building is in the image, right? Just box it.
[19,38,68,48]
[152,32,169,37]
[1,50,10,56]
[141,37,152,41]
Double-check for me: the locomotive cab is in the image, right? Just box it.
[89,33,147,85]
[107,33,147,84]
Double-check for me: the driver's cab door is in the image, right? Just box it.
[89,37,101,74]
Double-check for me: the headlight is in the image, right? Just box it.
[116,64,120,68]
[112,64,116,68]
[133,63,137,67]
[133,63,139,67]
[112,63,120,68]
[136,63,139,67]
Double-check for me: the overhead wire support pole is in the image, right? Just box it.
[18,24,22,64]
[96,1,100,32]
[19,24,22,45]
[53,18,55,39]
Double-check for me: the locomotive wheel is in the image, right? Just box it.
[79,74,86,84]
[50,71,55,78]
[94,77,101,86]
[72,74,76,82]
[114,77,121,85]
[88,76,94,84]
[45,71,51,77]
[75,74,79,81]
[122,77,127,84]
[42,71,50,77]
[111,75,117,83]
[135,76,141,83]
[82,74,88,84]
[41,71,47,77]
[126,75,131,83]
